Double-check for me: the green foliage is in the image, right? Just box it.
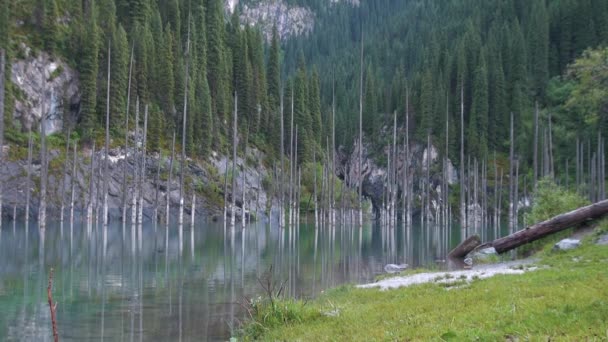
[526,179,589,224]
[522,179,589,255]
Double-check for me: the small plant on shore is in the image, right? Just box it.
[240,266,319,340]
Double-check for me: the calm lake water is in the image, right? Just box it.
[0,217,476,341]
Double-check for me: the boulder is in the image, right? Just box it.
[384,263,408,273]
[466,247,498,264]
[553,238,581,251]
[597,234,608,246]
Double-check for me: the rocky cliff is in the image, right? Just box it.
[0,144,274,224]
[11,44,80,135]
[337,136,458,219]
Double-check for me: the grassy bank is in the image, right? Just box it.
[242,231,608,341]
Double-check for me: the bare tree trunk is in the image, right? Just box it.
[508,112,514,235]
[392,110,397,226]
[102,43,111,227]
[154,151,161,222]
[179,21,191,227]
[87,142,96,229]
[289,89,294,227]
[313,148,318,227]
[25,128,33,227]
[548,112,554,178]
[279,89,285,228]
[166,132,176,227]
[459,84,466,239]
[39,92,48,229]
[191,193,196,228]
[533,101,539,188]
[358,32,364,227]
[131,99,140,226]
[0,49,5,229]
[294,126,299,226]
[491,199,608,254]
[405,97,411,227]
[330,79,336,226]
[231,93,238,228]
[122,44,134,225]
[70,142,77,226]
[241,123,249,228]
[60,129,71,225]
[138,105,148,224]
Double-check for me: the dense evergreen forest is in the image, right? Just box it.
[283,0,608,168]
[0,0,304,161]
[1,0,608,195]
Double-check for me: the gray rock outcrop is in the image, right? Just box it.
[553,238,581,251]
[11,44,80,135]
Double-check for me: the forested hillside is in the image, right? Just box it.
[282,0,608,167]
[0,0,316,161]
[1,0,608,214]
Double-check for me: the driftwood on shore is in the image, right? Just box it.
[450,199,608,257]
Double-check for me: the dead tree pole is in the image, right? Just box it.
[279,88,285,228]
[70,142,77,226]
[122,44,134,225]
[25,128,33,226]
[0,49,5,228]
[39,92,48,229]
[533,101,539,188]
[358,30,364,227]
[166,132,176,226]
[459,83,466,239]
[138,105,148,224]
[179,18,191,227]
[231,93,238,228]
[60,128,71,225]
[102,42,111,227]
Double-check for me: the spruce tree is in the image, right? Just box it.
[309,68,322,144]
[206,0,228,135]
[528,0,549,98]
[111,24,129,132]
[43,0,59,54]
[80,6,99,141]
[471,50,489,157]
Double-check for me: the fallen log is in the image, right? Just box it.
[491,199,608,254]
[448,235,481,259]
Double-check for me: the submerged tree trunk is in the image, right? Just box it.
[70,142,77,226]
[358,32,364,227]
[138,105,148,224]
[102,43,111,227]
[60,129,71,225]
[39,94,48,229]
[179,24,191,227]
[0,49,5,229]
[231,93,238,228]
[166,132,176,226]
[122,44,134,225]
[25,128,33,227]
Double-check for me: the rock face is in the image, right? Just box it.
[238,0,315,41]
[553,238,581,251]
[226,0,359,41]
[11,44,80,135]
[0,144,274,224]
[337,134,458,219]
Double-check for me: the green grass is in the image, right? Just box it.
[241,239,608,341]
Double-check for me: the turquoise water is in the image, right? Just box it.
[0,218,469,341]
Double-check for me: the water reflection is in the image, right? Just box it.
[0,219,487,341]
